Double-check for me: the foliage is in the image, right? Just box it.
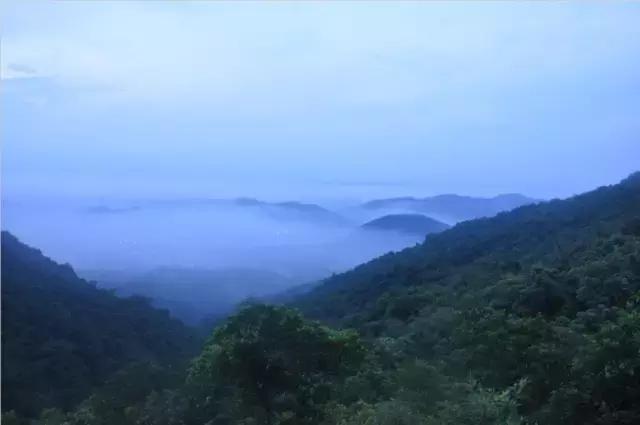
[188,304,366,424]
[3,172,640,424]
[1,232,200,418]
[293,172,640,424]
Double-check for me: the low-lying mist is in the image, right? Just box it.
[3,198,419,270]
[2,197,423,323]
[3,191,536,324]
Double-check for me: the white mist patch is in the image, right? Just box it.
[2,197,419,278]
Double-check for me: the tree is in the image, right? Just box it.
[188,304,366,425]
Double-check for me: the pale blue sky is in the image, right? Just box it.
[2,1,640,202]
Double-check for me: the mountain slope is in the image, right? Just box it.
[362,193,537,223]
[297,172,640,324]
[1,232,200,417]
[289,172,640,424]
[361,214,450,236]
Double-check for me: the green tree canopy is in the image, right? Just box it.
[189,304,366,425]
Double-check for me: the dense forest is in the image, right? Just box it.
[2,172,639,424]
[1,232,200,418]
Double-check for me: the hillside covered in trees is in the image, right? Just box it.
[2,173,639,425]
[296,172,640,323]
[1,232,201,418]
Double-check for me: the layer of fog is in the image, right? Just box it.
[4,199,419,269]
[2,197,423,322]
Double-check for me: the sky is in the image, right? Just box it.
[2,1,640,203]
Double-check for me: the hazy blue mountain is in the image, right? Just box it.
[86,197,349,225]
[83,267,297,325]
[361,193,538,223]
[361,213,450,236]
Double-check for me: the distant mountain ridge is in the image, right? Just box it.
[362,193,537,223]
[361,214,450,236]
[87,197,349,225]
[85,193,536,226]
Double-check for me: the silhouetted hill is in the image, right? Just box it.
[361,214,450,236]
[1,232,200,417]
[361,193,537,223]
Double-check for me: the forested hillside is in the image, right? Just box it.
[1,232,200,418]
[290,172,640,424]
[298,172,640,323]
[2,173,639,425]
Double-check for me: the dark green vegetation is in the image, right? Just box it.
[188,305,365,425]
[361,213,450,236]
[1,232,200,418]
[2,304,367,425]
[295,172,640,424]
[3,173,639,425]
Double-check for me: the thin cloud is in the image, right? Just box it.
[8,62,37,75]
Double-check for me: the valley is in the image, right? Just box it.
[2,173,639,424]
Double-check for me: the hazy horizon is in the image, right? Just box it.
[2,0,639,281]
[3,1,639,205]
